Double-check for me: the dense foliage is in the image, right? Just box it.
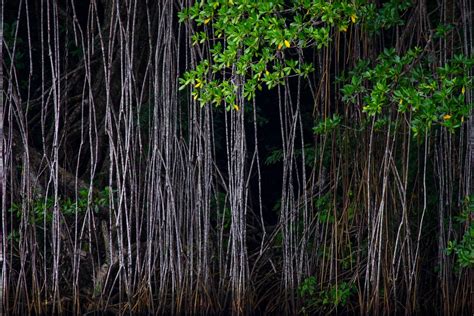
[0,0,472,314]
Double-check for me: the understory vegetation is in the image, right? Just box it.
[0,0,472,314]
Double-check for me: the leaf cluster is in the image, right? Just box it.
[9,187,113,226]
[178,0,368,109]
[299,277,356,312]
[446,195,474,269]
[342,48,473,136]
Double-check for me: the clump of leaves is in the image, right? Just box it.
[342,48,473,136]
[313,114,342,135]
[360,0,412,32]
[265,145,315,166]
[299,276,356,313]
[299,276,318,297]
[446,195,474,269]
[314,194,334,224]
[9,187,113,225]
[178,0,412,110]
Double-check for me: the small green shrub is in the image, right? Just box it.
[9,187,112,224]
[446,196,474,269]
[298,276,356,313]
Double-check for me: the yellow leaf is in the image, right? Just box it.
[265,70,270,76]
[193,94,198,100]
[284,40,291,48]
[340,25,348,32]
[229,0,234,5]
[195,81,202,88]
[461,86,465,94]
[278,43,283,50]
[204,18,211,25]
[443,114,452,120]
[351,14,357,24]
[233,104,240,111]
[399,99,403,105]
[461,116,464,123]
